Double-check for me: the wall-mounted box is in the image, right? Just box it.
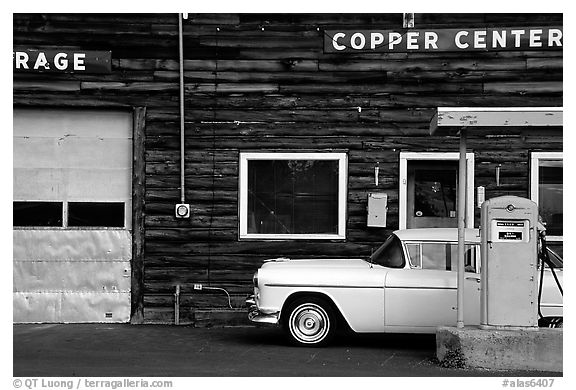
[367,192,388,227]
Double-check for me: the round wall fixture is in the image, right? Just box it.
[175,203,191,218]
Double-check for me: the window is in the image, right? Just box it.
[239,152,347,239]
[370,234,405,268]
[405,242,479,272]
[414,164,457,218]
[531,153,562,240]
[12,201,125,228]
[399,152,475,229]
[13,201,63,227]
[68,202,125,228]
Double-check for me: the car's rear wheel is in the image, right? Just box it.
[282,297,336,347]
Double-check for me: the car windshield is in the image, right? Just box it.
[368,234,405,268]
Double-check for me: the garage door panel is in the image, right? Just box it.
[13,261,131,293]
[14,167,131,201]
[14,109,132,139]
[67,168,131,200]
[13,292,60,323]
[13,292,131,323]
[14,168,65,200]
[61,292,131,323]
[14,137,132,169]
[14,230,131,261]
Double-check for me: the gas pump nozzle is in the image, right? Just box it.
[537,216,547,236]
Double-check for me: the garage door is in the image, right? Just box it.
[13,108,132,323]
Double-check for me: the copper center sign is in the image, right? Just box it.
[324,27,563,53]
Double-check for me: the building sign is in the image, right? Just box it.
[13,49,112,73]
[324,27,563,53]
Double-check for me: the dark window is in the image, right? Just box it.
[370,235,405,268]
[247,160,339,234]
[68,202,125,227]
[13,201,63,227]
[414,168,457,218]
[538,161,562,236]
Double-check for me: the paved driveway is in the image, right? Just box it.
[13,324,561,377]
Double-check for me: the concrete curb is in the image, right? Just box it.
[436,326,563,372]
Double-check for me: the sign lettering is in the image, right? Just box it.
[13,49,111,74]
[324,27,562,53]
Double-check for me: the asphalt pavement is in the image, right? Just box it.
[13,324,562,377]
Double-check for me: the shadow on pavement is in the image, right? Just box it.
[230,325,436,350]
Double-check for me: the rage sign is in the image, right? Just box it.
[13,49,112,74]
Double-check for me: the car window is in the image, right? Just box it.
[464,245,479,272]
[422,243,450,270]
[406,243,421,268]
[370,235,406,268]
[405,242,479,272]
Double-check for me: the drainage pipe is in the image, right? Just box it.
[456,128,467,329]
[174,284,181,325]
[178,13,186,203]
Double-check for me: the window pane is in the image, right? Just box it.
[68,202,125,227]
[370,235,405,268]
[247,160,339,234]
[538,161,562,236]
[414,169,457,218]
[448,244,479,272]
[13,201,62,227]
[406,243,421,268]
[421,243,449,270]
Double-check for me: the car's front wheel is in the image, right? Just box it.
[282,297,336,347]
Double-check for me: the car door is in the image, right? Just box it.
[384,241,481,329]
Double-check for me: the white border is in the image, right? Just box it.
[239,152,347,240]
[399,152,475,230]
[530,151,563,242]
[438,107,563,112]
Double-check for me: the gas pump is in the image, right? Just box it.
[480,196,539,329]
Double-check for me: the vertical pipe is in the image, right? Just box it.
[457,128,467,328]
[175,284,180,325]
[178,13,186,203]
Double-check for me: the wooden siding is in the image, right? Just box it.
[13,13,563,324]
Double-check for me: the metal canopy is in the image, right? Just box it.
[430,107,563,134]
[428,106,562,329]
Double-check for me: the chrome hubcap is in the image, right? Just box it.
[289,303,330,344]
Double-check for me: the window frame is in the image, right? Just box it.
[238,152,348,240]
[530,152,563,242]
[399,152,475,230]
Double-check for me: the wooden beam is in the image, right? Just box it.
[430,107,563,134]
[131,107,146,324]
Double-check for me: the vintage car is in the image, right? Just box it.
[246,228,563,346]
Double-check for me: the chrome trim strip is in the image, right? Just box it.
[540,303,563,308]
[265,283,457,290]
[386,286,457,290]
[264,283,383,289]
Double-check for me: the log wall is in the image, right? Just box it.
[13,13,563,323]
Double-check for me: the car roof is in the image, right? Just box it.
[393,228,481,243]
